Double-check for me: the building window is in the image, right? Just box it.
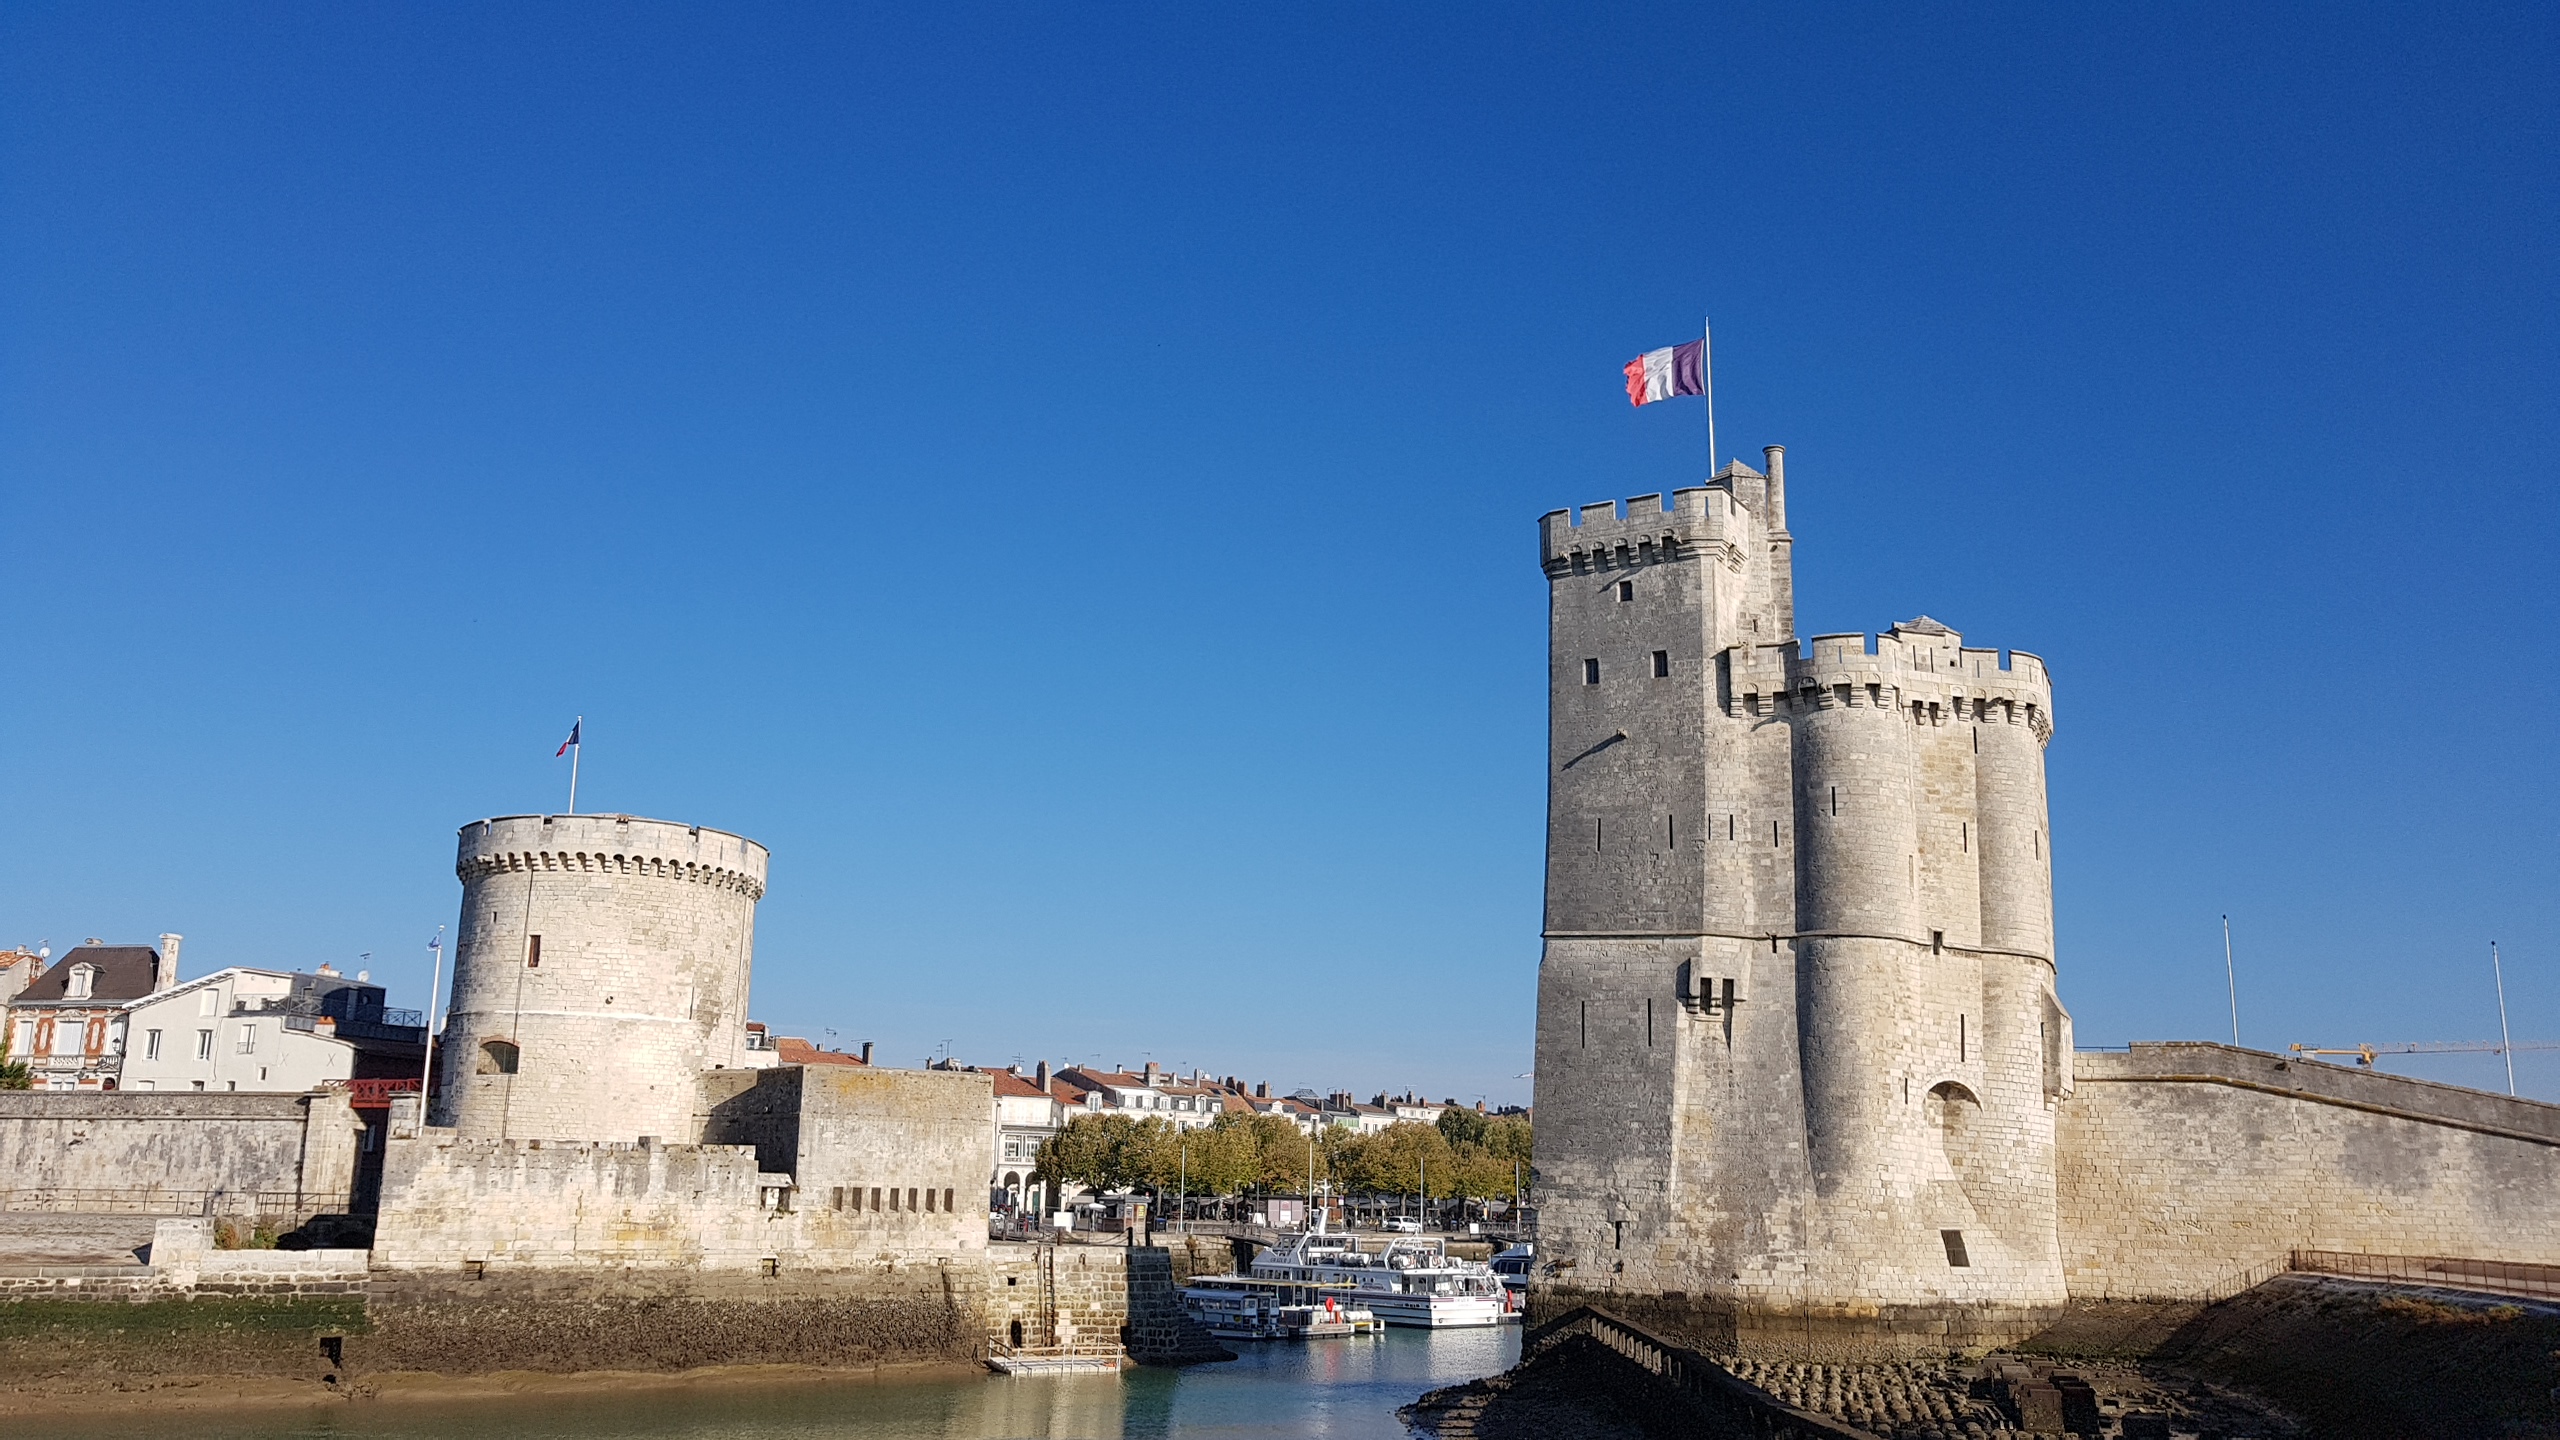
[1582,658,1600,685]
[1651,650,1669,678]
[526,935,542,969]
[944,1188,956,1213]
[145,1029,163,1061]
[195,1029,214,1061]
[477,1039,520,1075]
[871,1187,883,1210]
[908,1187,920,1212]
[67,965,95,1000]
[236,1023,258,1055]
[1617,580,1634,602]
[1941,1229,1971,1267]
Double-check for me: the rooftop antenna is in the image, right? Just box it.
[2222,915,2240,1047]
[2492,941,2516,1097]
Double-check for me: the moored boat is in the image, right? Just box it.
[1247,1226,1514,1328]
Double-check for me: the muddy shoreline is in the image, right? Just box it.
[0,1356,991,1422]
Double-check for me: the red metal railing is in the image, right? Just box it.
[331,1077,422,1109]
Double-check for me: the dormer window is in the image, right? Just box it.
[66,965,96,1000]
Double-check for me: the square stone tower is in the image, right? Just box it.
[1531,448,2070,1358]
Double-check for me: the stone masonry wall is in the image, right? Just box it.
[375,1064,992,1273]
[2059,1043,2560,1300]
[438,813,767,1144]
[983,1243,1132,1351]
[0,1092,362,1221]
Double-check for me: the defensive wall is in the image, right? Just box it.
[0,1092,362,1224]
[2057,1042,2560,1300]
[374,1065,991,1273]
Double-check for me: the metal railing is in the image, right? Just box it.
[326,1077,422,1109]
[1524,1307,1877,1440]
[2291,1249,2560,1301]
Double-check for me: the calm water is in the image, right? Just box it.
[115,1328,1519,1440]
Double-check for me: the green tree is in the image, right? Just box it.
[1035,1113,1138,1194]
[1479,1114,1533,1166]
[1183,1117,1262,1198]
[0,1027,28,1090]
[1344,1121,1456,1198]
[1436,1106,1488,1149]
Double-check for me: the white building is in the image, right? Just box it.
[119,966,424,1094]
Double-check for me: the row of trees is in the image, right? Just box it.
[1033,1106,1532,1203]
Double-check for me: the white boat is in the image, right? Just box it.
[1179,1273,1381,1340]
[1247,1226,1515,1328]
[1490,1241,1534,1297]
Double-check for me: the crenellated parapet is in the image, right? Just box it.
[1538,483,1763,579]
[456,815,769,897]
[1719,619,2054,742]
[457,844,766,900]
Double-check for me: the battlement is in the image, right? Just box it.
[457,814,769,899]
[1719,626,2054,737]
[1539,483,1761,574]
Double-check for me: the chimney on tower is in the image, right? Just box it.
[1763,445,1787,531]
[859,1040,874,1065]
[154,933,183,992]
[1035,1060,1051,1089]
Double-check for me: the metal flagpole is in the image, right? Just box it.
[418,926,444,1122]
[2222,915,2240,1047]
[567,716,582,815]
[2492,941,2516,1097]
[1703,317,1717,471]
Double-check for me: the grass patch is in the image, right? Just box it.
[2373,1295,2524,1326]
[0,1297,370,1339]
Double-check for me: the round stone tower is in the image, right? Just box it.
[433,813,769,1142]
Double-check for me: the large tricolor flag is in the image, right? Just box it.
[1624,339,1706,407]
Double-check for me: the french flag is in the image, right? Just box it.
[556,720,581,756]
[1624,340,1706,407]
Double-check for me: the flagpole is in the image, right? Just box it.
[418,926,443,1124]
[2492,940,2515,1097]
[1703,317,1717,471]
[567,715,582,816]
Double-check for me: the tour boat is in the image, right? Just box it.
[1490,1241,1534,1297]
[1246,1226,1514,1328]
[1179,1273,1381,1340]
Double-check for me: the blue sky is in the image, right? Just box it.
[4,4,2553,1105]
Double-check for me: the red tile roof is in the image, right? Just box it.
[775,1037,868,1067]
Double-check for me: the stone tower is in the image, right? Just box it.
[434,813,769,1142]
[1531,449,2070,1357]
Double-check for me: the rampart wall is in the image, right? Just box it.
[375,1064,992,1273]
[0,1092,361,1222]
[2058,1043,2560,1300]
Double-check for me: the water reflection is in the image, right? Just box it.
[109,1327,1519,1440]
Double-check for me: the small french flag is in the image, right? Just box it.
[1624,339,1706,407]
[556,720,581,757]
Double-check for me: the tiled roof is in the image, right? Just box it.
[12,946,158,1005]
[775,1037,868,1067]
[989,1070,1054,1099]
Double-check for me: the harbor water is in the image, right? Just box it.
[96,1327,1520,1440]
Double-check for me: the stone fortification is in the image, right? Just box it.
[2058,1042,2560,1299]
[0,1091,361,1224]
[437,813,768,1142]
[1532,449,2070,1357]
[377,1064,992,1273]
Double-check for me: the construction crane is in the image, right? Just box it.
[2288,1041,2556,1068]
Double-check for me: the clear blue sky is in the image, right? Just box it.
[5,5,2553,1105]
